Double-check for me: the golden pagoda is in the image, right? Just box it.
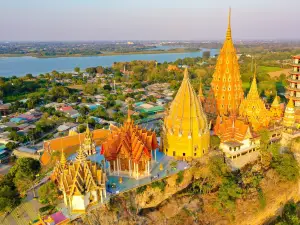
[239,69,270,131]
[81,124,96,155]
[283,98,296,128]
[162,68,210,160]
[269,94,283,120]
[51,145,106,213]
[101,111,158,179]
[210,9,244,116]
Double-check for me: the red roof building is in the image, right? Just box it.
[101,113,158,179]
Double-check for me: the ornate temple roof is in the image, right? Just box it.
[51,147,106,197]
[101,113,158,163]
[164,68,209,137]
[210,9,244,116]
[239,71,270,130]
[214,115,252,143]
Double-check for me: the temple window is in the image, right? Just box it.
[183,153,186,156]
[166,149,168,152]
[194,153,197,156]
[173,151,176,156]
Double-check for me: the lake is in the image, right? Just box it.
[0,48,218,77]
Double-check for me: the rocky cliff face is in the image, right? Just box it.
[75,158,300,225]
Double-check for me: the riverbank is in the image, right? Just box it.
[0,48,218,77]
[0,48,200,59]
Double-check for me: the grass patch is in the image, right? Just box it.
[257,188,266,210]
[259,66,281,73]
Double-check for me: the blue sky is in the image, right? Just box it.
[0,0,299,41]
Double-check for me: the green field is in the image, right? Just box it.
[258,66,282,73]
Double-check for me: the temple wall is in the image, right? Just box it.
[71,195,86,211]
[41,129,109,165]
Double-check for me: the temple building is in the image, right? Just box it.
[286,55,300,123]
[283,98,296,129]
[269,95,283,121]
[239,71,270,131]
[162,68,210,160]
[51,146,107,213]
[210,9,244,116]
[215,116,259,164]
[81,125,96,155]
[101,113,158,179]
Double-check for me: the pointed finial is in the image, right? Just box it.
[127,105,132,122]
[76,134,87,162]
[60,148,67,167]
[252,61,258,83]
[86,123,90,134]
[184,67,189,79]
[226,8,232,40]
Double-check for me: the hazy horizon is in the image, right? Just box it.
[1,0,299,41]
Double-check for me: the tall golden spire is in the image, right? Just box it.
[226,8,232,40]
[210,8,244,116]
[86,123,90,134]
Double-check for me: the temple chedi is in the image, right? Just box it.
[51,146,106,213]
[82,124,96,155]
[283,98,296,128]
[162,68,210,160]
[101,112,158,179]
[239,70,270,131]
[269,94,283,121]
[210,8,244,116]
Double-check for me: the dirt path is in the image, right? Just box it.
[268,68,290,78]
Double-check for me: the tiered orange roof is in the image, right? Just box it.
[101,113,158,163]
[210,9,244,116]
[214,116,251,143]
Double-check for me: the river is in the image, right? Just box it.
[0,48,218,77]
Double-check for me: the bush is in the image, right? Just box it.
[271,153,300,181]
[39,205,55,215]
[214,177,242,213]
[136,185,147,194]
[151,180,166,192]
[176,171,184,185]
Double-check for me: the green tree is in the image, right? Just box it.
[74,67,80,73]
[79,106,90,116]
[0,185,20,212]
[38,181,59,204]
